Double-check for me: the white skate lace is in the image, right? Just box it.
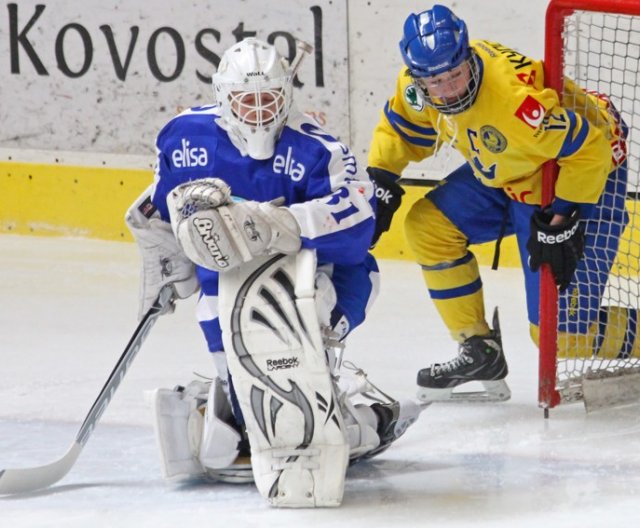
[431,350,474,375]
[340,361,395,404]
[270,448,321,470]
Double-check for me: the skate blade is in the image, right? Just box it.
[204,459,254,484]
[417,380,511,403]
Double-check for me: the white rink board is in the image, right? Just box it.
[0,0,347,156]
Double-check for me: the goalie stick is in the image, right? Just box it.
[0,285,175,495]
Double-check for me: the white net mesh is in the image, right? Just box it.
[555,9,640,402]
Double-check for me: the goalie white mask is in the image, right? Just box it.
[212,38,293,160]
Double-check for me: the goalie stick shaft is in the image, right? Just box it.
[289,39,312,78]
[0,285,175,495]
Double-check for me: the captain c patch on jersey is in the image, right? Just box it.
[514,96,546,129]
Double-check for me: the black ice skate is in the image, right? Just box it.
[416,308,511,403]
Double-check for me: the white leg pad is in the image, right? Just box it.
[219,251,349,508]
[150,387,205,481]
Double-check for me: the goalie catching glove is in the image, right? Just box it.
[167,177,233,215]
[167,178,301,272]
[527,207,585,291]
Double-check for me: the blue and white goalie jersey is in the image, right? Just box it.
[151,105,375,266]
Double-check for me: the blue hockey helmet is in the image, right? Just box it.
[399,5,470,77]
[399,6,480,114]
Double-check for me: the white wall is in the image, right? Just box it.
[0,0,348,167]
[0,0,551,171]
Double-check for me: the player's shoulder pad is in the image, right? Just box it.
[287,109,349,154]
[472,40,550,110]
[161,104,220,129]
[282,109,363,181]
[157,105,222,143]
[472,40,539,74]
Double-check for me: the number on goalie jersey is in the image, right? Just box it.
[368,5,628,402]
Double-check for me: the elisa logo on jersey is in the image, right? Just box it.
[514,96,546,129]
[273,146,306,181]
[405,85,424,111]
[171,139,208,168]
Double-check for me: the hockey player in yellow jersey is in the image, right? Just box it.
[368,5,628,401]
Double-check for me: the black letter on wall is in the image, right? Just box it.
[100,25,139,81]
[195,28,221,83]
[147,27,185,82]
[267,32,301,88]
[8,3,47,74]
[232,22,256,42]
[310,6,324,87]
[56,23,93,78]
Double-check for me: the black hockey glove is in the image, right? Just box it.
[526,207,585,291]
[367,167,405,247]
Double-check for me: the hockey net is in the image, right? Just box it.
[540,0,640,409]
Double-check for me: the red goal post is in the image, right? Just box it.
[540,0,640,410]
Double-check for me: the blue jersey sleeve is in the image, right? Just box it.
[286,116,376,265]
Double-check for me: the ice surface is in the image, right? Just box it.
[1,235,639,527]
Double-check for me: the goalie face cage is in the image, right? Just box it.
[540,0,640,409]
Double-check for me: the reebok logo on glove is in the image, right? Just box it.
[536,222,580,244]
[366,167,405,247]
[375,186,395,205]
[527,207,585,291]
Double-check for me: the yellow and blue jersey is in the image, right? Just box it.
[369,40,625,215]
